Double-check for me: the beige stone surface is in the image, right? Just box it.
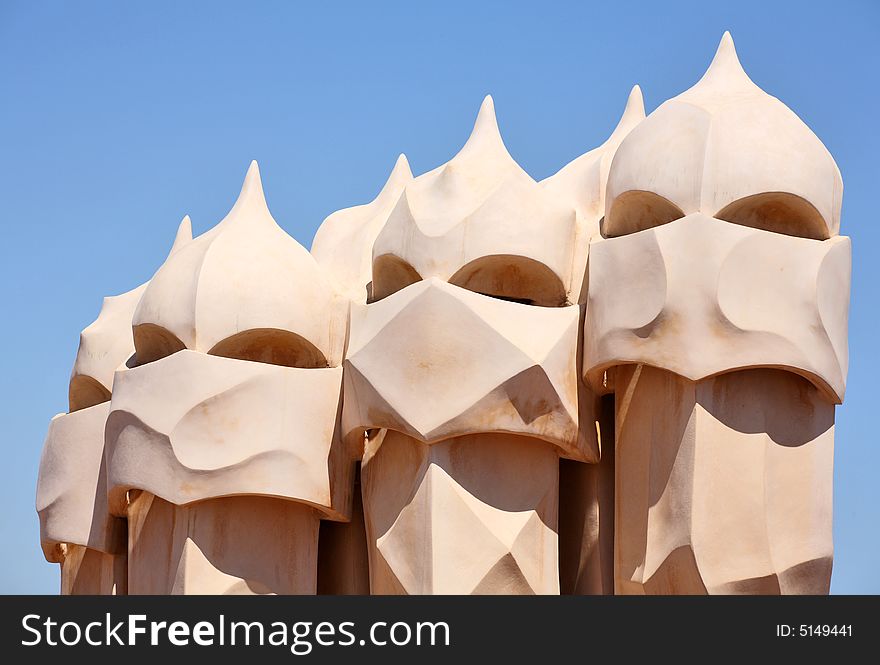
[613,365,834,594]
[343,278,585,459]
[127,492,319,594]
[605,32,842,240]
[105,350,349,517]
[584,214,850,402]
[362,431,559,594]
[37,403,124,560]
[312,155,413,303]
[342,97,622,594]
[35,220,190,593]
[36,31,851,596]
[59,544,127,595]
[372,96,584,303]
[103,161,354,594]
[133,161,346,366]
[586,33,850,595]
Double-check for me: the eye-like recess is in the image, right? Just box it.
[604,190,685,237]
[132,323,186,366]
[449,255,567,307]
[715,192,829,240]
[208,328,328,368]
[371,254,422,302]
[68,374,111,412]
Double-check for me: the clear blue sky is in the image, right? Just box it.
[1,1,877,594]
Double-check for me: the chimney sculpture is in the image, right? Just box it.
[341,96,600,594]
[104,163,352,594]
[37,33,850,595]
[584,33,849,593]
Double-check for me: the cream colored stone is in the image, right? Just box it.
[59,544,127,595]
[106,161,353,594]
[37,404,127,594]
[36,221,191,594]
[591,33,849,595]
[312,155,413,303]
[37,404,123,560]
[344,99,605,595]
[344,278,584,458]
[372,96,583,303]
[584,214,850,402]
[37,32,851,597]
[362,430,559,594]
[605,32,842,240]
[542,85,645,239]
[614,365,833,594]
[133,161,346,365]
[106,350,349,517]
[127,492,319,595]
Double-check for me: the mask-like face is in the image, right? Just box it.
[585,213,850,402]
[585,36,850,400]
[106,350,346,513]
[344,97,594,462]
[344,278,580,454]
[340,97,609,595]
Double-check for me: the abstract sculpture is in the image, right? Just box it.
[36,32,850,595]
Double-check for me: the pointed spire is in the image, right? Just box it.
[608,84,645,141]
[222,159,275,229]
[622,85,645,124]
[456,94,510,161]
[377,153,413,201]
[693,31,756,92]
[233,160,268,212]
[473,95,499,136]
[169,215,192,254]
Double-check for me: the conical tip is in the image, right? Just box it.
[713,31,739,68]
[391,153,412,179]
[229,159,268,215]
[376,153,413,200]
[607,84,646,142]
[457,94,509,160]
[170,214,192,253]
[693,30,754,90]
[470,95,500,139]
[623,85,645,121]
[243,160,262,191]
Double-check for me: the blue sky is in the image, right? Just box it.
[1,1,877,594]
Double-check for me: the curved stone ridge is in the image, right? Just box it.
[105,350,349,517]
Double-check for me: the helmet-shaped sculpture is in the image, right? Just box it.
[585,32,850,594]
[104,162,352,594]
